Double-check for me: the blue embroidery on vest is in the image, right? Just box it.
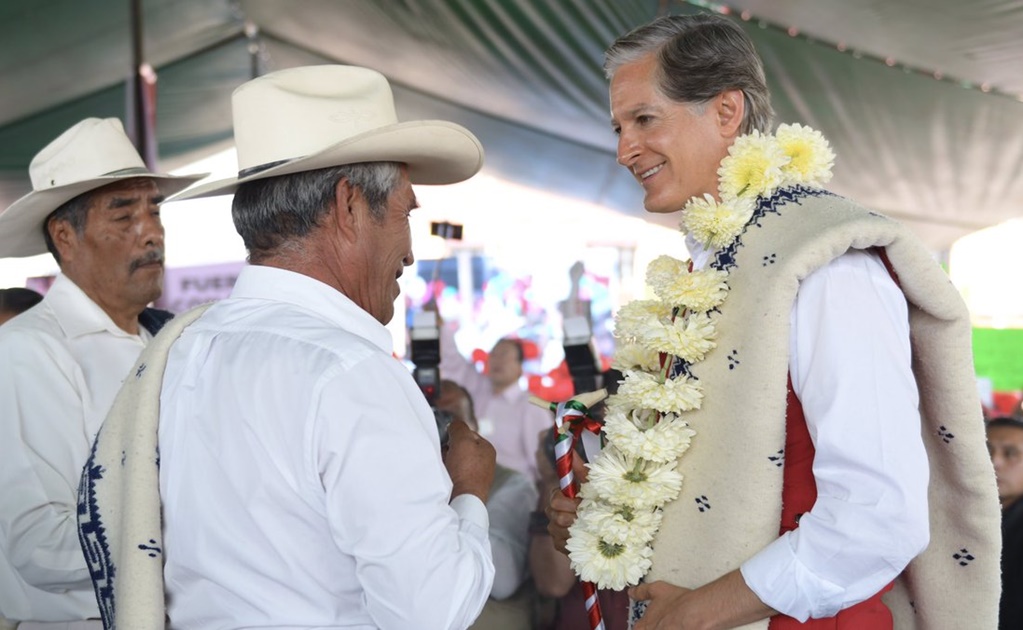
[953,548,975,566]
[138,539,162,558]
[77,438,116,626]
[667,355,696,381]
[937,425,955,443]
[712,186,835,273]
[630,597,649,624]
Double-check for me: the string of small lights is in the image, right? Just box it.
[680,0,1023,103]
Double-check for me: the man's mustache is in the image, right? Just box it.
[129,250,165,273]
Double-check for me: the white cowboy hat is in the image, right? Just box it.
[173,65,484,201]
[0,117,206,258]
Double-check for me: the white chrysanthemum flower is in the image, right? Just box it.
[603,409,697,463]
[613,300,673,342]
[681,194,755,249]
[585,446,684,509]
[611,342,662,372]
[645,255,687,295]
[576,479,600,502]
[576,498,663,546]
[636,311,717,363]
[717,130,789,201]
[608,404,660,430]
[603,392,642,419]
[775,123,835,188]
[653,268,730,313]
[566,523,653,590]
[616,370,703,415]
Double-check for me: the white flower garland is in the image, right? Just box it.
[568,123,835,590]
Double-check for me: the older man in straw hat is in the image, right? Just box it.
[0,118,203,628]
[78,65,497,630]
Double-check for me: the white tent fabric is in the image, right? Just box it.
[1,0,1021,251]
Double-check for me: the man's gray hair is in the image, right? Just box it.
[604,13,774,135]
[232,162,402,262]
[43,193,92,265]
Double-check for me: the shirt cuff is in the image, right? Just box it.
[740,533,845,622]
[450,493,490,532]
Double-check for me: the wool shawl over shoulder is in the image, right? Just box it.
[77,304,212,630]
[645,187,1000,629]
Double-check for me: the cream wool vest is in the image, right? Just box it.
[644,186,1001,629]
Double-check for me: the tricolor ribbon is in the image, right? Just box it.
[530,389,608,630]
[553,399,605,465]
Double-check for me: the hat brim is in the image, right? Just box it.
[0,171,206,259]
[171,120,484,202]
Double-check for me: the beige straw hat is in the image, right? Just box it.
[0,117,205,258]
[174,65,484,201]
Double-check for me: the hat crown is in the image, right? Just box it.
[232,65,400,172]
[168,63,484,201]
[28,118,147,191]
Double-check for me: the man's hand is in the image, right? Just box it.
[543,448,588,553]
[629,571,776,630]
[631,582,694,629]
[444,419,496,503]
[534,428,563,512]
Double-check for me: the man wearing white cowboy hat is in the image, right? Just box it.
[0,117,204,627]
[79,65,498,629]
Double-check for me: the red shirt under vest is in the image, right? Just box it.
[768,379,894,629]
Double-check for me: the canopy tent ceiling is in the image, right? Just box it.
[1,0,1021,252]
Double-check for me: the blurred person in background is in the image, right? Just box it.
[435,379,537,629]
[987,416,1023,629]
[441,329,553,483]
[0,117,202,628]
[0,287,43,325]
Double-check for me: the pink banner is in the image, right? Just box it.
[154,261,245,313]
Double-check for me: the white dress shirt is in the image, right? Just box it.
[0,274,150,622]
[687,238,930,621]
[158,265,494,629]
[440,327,554,483]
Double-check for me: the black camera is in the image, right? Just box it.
[430,221,463,240]
[433,408,455,448]
[410,312,440,403]
[562,315,600,396]
[410,311,455,446]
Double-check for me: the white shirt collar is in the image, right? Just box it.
[229,265,394,354]
[685,233,715,271]
[46,273,145,340]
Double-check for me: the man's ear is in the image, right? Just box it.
[715,89,746,138]
[48,217,78,266]
[331,177,364,243]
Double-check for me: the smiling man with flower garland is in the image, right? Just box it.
[546,13,1000,630]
